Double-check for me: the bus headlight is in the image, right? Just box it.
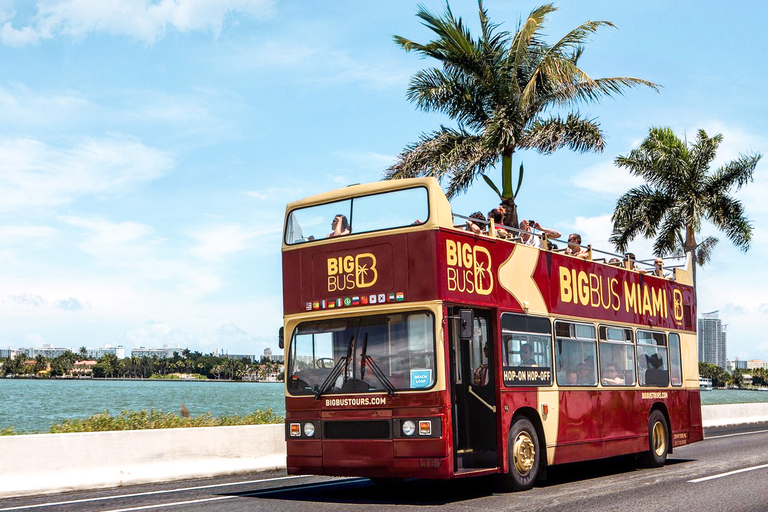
[303,422,315,437]
[402,420,416,436]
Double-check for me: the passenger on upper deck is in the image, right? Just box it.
[624,252,637,270]
[653,257,674,279]
[466,211,487,235]
[564,233,590,260]
[487,208,510,239]
[519,220,561,249]
[328,214,350,238]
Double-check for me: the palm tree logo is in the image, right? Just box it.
[472,246,493,295]
[673,289,684,325]
[355,253,378,288]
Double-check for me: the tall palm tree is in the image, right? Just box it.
[610,127,761,296]
[385,1,657,227]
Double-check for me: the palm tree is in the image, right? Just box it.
[385,1,657,227]
[610,127,761,294]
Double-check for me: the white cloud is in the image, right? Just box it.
[188,223,278,261]
[225,40,411,90]
[58,215,157,261]
[0,135,172,212]
[1,0,274,46]
[571,160,643,196]
[0,225,57,242]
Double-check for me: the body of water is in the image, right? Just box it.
[700,388,768,405]
[0,379,285,433]
[1,379,765,433]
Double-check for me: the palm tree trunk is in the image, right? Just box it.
[500,152,519,228]
[685,223,699,318]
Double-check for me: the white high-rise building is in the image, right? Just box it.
[698,311,727,368]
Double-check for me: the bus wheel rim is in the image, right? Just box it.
[513,431,535,475]
[652,421,666,456]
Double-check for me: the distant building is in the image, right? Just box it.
[130,346,181,359]
[728,359,749,371]
[18,344,74,358]
[221,353,256,362]
[699,311,727,368]
[0,349,18,359]
[261,347,284,364]
[747,360,768,370]
[85,345,126,359]
[69,360,97,377]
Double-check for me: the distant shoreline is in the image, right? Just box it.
[2,376,284,384]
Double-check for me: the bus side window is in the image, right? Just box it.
[555,321,597,386]
[638,330,668,387]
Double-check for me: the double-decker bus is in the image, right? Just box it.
[280,177,702,490]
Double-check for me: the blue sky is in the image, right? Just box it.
[0,0,766,361]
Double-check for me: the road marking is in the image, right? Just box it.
[0,475,309,511]
[688,463,768,483]
[705,428,768,440]
[97,496,235,512]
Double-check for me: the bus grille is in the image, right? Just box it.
[324,420,391,439]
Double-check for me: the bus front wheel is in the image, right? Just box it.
[501,417,540,491]
[642,410,669,467]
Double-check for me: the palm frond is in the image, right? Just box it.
[706,152,761,194]
[520,114,604,154]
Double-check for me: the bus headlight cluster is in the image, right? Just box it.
[289,422,316,437]
[401,419,434,436]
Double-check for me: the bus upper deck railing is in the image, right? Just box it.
[452,212,685,279]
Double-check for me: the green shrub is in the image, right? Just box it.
[44,408,283,434]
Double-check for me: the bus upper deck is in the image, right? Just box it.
[282,177,695,326]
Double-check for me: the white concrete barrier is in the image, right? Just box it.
[700,402,768,427]
[2,404,767,498]
[0,424,285,498]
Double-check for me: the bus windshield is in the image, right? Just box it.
[284,186,429,244]
[287,311,436,396]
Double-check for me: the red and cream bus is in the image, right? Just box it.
[280,177,702,490]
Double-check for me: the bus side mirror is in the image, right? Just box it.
[278,327,284,349]
[459,309,474,341]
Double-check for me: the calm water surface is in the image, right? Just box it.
[1,380,765,433]
[0,379,285,433]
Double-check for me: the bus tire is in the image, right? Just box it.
[642,410,669,467]
[501,417,540,491]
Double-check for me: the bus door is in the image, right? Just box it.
[448,306,498,471]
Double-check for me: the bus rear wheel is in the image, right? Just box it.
[500,417,540,491]
[642,410,669,467]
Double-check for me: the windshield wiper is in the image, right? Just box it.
[314,335,355,400]
[362,354,396,396]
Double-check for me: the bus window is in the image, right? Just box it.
[637,330,668,387]
[598,326,635,386]
[555,321,597,386]
[286,311,436,396]
[285,199,351,244]
[284,186,429,244]
[500,313,552,387]
[669,333,682,386]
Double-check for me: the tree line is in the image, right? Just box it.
[0,348,284,381]
[699,362,768,389]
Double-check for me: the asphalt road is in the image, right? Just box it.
[3,423,768,512]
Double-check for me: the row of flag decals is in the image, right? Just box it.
[305,292,405,311]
